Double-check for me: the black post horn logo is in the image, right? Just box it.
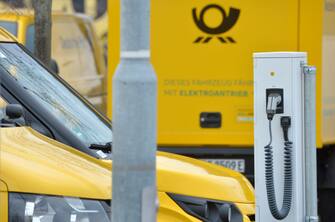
[192,4,240,44]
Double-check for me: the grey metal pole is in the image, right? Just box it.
[112,0,157,221]
[303,65,319,222]
[33,0,52,67]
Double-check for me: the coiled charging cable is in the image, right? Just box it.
[264,116,293,220]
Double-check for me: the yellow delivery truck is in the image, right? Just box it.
[0,11,107,113]
[0,0,108,58]
[108,0,335,220]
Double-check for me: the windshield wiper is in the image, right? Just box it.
[89,142,112,153]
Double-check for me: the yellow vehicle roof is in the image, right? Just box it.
[0,27,17,42]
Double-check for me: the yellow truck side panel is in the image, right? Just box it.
[151,0,298,146]
[108,0,335,148]
[108,0,299,146]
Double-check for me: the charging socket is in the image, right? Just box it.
[266,88,284,114]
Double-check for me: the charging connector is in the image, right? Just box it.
[266,93,282,120]
[281,116,291,141]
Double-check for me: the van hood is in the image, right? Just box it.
[101,152,254,204]
[1,127,254,205]
[155,152,254,204]
[0,127,111,199]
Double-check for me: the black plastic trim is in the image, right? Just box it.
[168,193,243,222]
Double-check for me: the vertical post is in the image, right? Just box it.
[112,0,157,221]
[303,65,319,222]
[33,0,52,67]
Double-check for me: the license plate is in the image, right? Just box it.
[201,159,245,173]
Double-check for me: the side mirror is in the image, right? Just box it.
[50,59,59,74]
[5,104,23,120]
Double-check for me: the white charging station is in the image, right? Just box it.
[254,52,307,221]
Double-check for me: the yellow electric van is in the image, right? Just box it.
[0,28,255,221]
[0,10,107,113]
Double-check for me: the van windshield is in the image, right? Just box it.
[0,42,111,147]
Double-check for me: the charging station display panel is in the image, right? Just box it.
[254,52,306,221]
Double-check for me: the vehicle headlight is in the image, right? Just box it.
[9,192,111,222]
[168,193,243,222]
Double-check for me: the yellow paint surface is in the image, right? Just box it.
[108,0,334,148]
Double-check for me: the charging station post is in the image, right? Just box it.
[303,65,319,222]
[254,52,318,221]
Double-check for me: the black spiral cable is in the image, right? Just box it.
[264,119,293,220]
